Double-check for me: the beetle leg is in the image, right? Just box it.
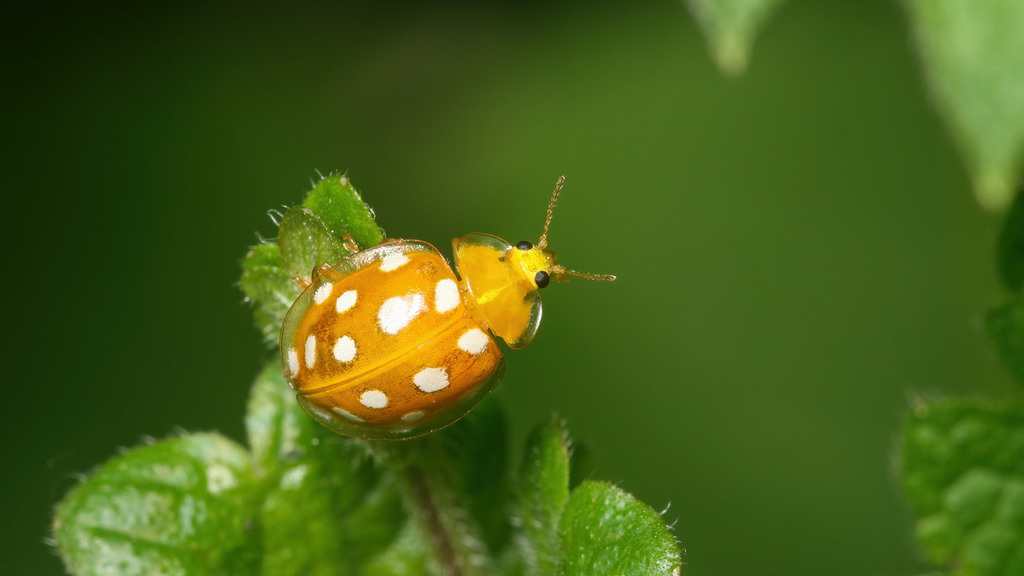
[312,262,338,281]
[295,262,334,289]
[340,234,360,254]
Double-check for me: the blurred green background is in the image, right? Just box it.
[5,0,1017,574]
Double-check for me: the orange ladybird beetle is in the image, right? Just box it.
[280,176,614,440]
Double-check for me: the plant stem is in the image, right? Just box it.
[406,464,464,576]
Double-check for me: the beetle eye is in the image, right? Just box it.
[516,240,533,251]
[535,270,550,288]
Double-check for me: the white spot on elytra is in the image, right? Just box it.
[413,367,450,393]
[380,252,410,272]
[335,290,357,314]
[313,282,333,305]
[332,407,363,422]
[304,334,317,369]
[360,390,388,409]
[402,411,425,422]
[458,328,489,356]
[378,294,426,334]
[333,336,357,363]
[287,347,299,376]
[434,278,460,313]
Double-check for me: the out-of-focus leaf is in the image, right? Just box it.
[517,418,572,576]
[246,361,404,576]
[52,434,261,576]
[559,480,682,576]
[361,519,434,576]
[240,242,298,345]
[686,0,785,75]
[997,189,1024,292]
[901,397,1024,574]
[904,0,1024,210]
[986,298,1024,386]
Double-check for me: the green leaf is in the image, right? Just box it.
[998,190,1024,292]
[900,397,1024,574]
[559,481,682,576]
[245,359,313,473]
[240,242,299,345]
[986,298,1024,385]
[245,361,405,576]
[277,206,348,278]
[52,434,261,576]
[240,175,385,344]
[303,174,385,250]
[517,417,572,576]
[904,0,1024,210]
[686,0,785,76]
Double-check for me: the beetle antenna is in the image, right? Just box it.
[551,264,616,282]
[566,269,617,281]
[537,175,565,250]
